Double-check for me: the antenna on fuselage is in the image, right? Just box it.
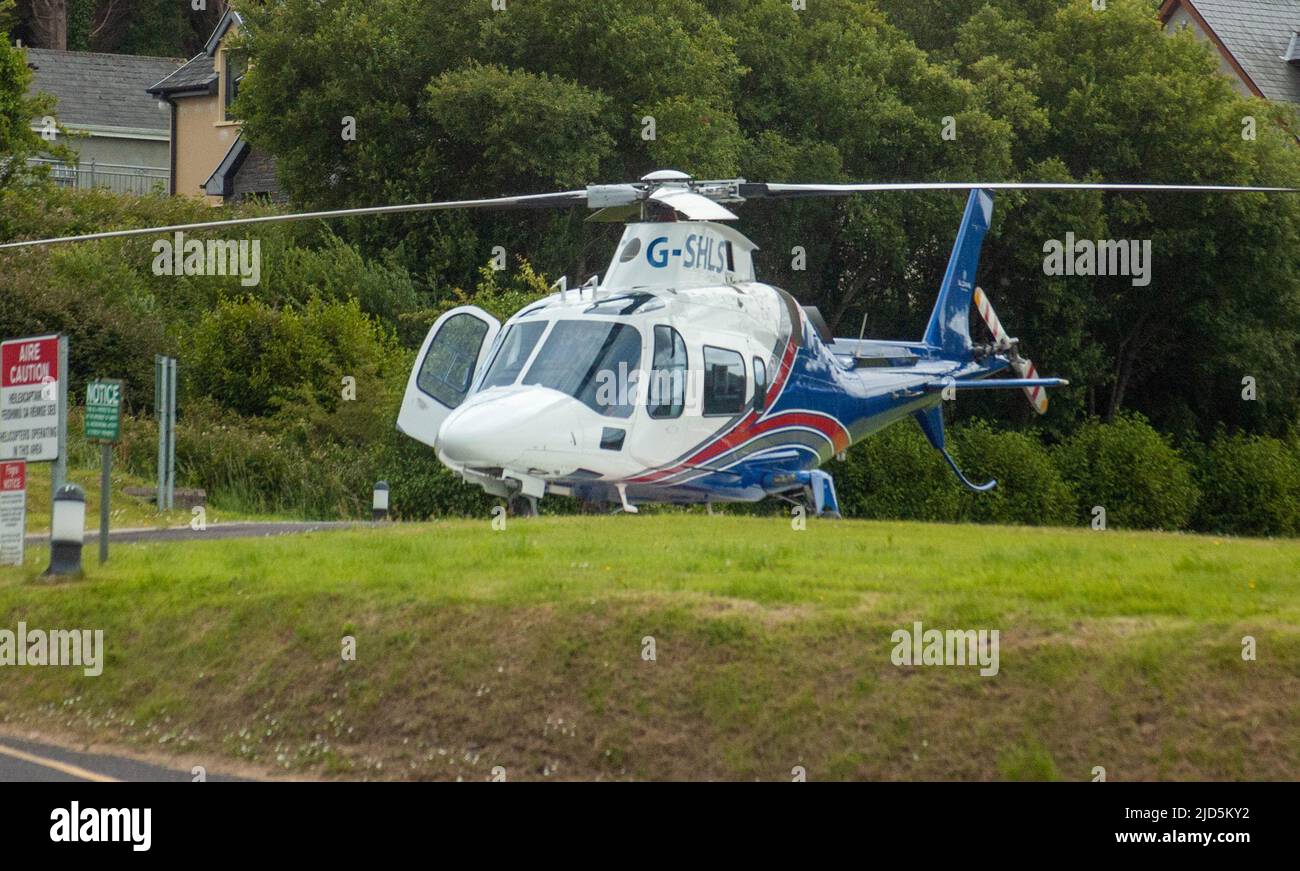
[551,275,567,303]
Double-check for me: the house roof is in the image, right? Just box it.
[146,8,245,97]
[146,52,217,96]
[24,48,182,133]
[204,9,246,57]
[204,135,250,197]
[1164,0,1300,102]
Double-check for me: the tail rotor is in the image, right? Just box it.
[972,286,1050,415]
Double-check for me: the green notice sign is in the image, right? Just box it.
[85,379,123,443]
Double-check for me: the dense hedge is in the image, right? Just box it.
[64,379,1300,536]
[1194,432,1300,537]
[1051,413,1200,531]
[835,421,962,522]
[951,421,1076,527]
[831,413,1299,536]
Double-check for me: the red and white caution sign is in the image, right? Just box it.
[972,288,1049,415]
[0,335,61,461]
[0,460,26,566]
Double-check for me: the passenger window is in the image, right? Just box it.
[753,356,768,412]
[703,346,746,416]
[648,326,687,419]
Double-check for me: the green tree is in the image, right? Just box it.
[234,0,1008,325]
[947,0,1300,436]
[1052,413,1199,530]
[0,3,71,188]
[711,0,1017,336]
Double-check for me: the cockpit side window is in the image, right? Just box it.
[479,321,546,390]
[648,325,687,419]
[702,345,746,416]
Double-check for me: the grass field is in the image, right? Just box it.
[1,516,1298,780]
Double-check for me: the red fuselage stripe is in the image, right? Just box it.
[630,337,849,483]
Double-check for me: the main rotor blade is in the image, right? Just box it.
[740,181,1300,198]
[0,189,589,251]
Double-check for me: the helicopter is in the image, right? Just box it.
[5,170,1298,517]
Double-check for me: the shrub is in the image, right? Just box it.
[0,248,168,406]
[171,400,310,513]
[1194,432,1300,536]
[271,234,421,324]
[168,406,487,520]
[836,419,963,522]
[1051,413,1199,530]
[373,435,493,520]
[951,420,1076,526]
[186,296,401,418]
[402,260,553,345]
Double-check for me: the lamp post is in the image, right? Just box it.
[46,484,86,577]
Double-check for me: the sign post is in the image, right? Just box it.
[54,336,68,503]
[155,356,177,512]
[0,461,25,567]
[86,379,123,564]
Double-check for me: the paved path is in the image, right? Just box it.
[0,736,249,782]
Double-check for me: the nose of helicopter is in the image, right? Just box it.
[437,388,581,469]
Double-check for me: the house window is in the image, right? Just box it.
[648,325,686,419]
[702,346,745,416]
[223,51,246,120]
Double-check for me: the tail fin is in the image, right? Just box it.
[922,189,994,358]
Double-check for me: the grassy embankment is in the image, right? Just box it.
[18,461,286,532]
[0,516,1297,780]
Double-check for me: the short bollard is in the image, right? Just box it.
[373,481,390,522]
[47,484,86,577]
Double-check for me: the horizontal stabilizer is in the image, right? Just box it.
[924,377,1069,392]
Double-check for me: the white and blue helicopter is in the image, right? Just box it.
[7,171,1297,517]
[390,171,1298,517]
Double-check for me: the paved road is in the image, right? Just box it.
[0,736,249,782]
[25,521,357,547]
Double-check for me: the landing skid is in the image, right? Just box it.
[776,469,841,519]
[507,495,539,517]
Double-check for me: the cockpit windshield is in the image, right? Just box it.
[523,320,643,417]
[479,321,546,390]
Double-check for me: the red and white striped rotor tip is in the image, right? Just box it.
[973,286,1050,415]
